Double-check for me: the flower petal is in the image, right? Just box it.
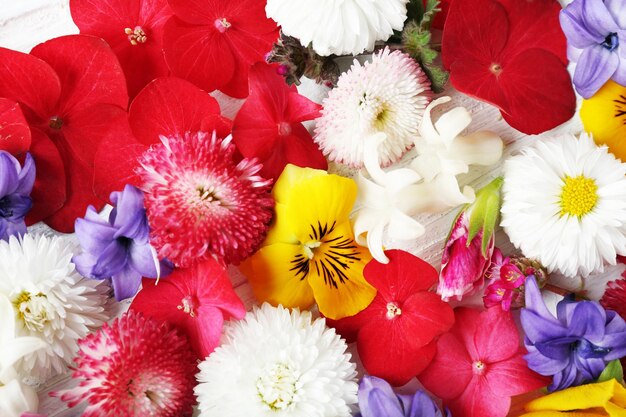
[473,307,520,363]
[0,99,31,156]
[111,265,142,301]
[486,354,550,397]
[573,44,620,99]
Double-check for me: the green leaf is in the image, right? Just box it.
[420,47,438,64]
[467,177,504,256]
[423,65,449,93]
[597,360,624,383]
[421,0,441,30]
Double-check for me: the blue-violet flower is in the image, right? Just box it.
[0,151,34,240]
[357,375,450,417]
[521,276,626,392]
[560,0,626,98]
[73,184,172,300]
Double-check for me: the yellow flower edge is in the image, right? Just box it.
[241,164,377,320]
[518,379,626,417]
[581,80,626,162]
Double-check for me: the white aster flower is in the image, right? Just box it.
[315,48,431,168]
[195,303,357,417]
[501,134,626,277]
[411,96,503,183]
[0,234,110,382]
[266,0,408,56]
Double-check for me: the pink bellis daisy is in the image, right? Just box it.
[138,131,274,266]
[52,311,197,417]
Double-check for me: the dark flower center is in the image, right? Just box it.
[117,236,132,249]
[602,33,619,52]
[49,116,63,129]
[0,196,14,218]
[490,63,503,76]
[570,339,611,359]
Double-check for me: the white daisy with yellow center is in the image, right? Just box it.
[501,134,626,277]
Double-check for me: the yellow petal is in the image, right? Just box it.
[605,401,626,417]
[581,80,626,161]
[519,411,608,417]
[240,243,315,309]
[525,380,624,414]
[264,202,299,246]
[272,164,327,205]
[306,222,376,320]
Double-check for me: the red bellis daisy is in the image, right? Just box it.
[162,0,279,98]
[0,35,128,232]
[93,76,231,201]
[131,258,246,359]
[327,249,454,386]
[52,312,197,417]
[138,131,274,266]
[70,0,173,99]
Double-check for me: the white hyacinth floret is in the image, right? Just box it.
[195,303,358,417]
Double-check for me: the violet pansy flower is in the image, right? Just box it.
[0,151,34,241]
[357,375,450,417]
[521,276,626,392]
[560,0,626,98]
[73,184,172,301]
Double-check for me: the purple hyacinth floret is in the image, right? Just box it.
[560,0,626,98]
[356,375,451,417]
[0,151,35,240]
[73,184,172,301]
[521,276,626,392]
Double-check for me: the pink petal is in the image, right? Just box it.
[447,376,511,417]
[473,307,520,363]
[485,353,550,397]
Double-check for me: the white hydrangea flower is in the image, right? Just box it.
[266,0,409,56]
[195,303,357,417]
[0,234,110,382]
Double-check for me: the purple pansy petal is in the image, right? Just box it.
[74,214,118,254]
[91,240,127,278]
[408,390,442,417]
[605,0,626,28]
[568,302,606,342]
[15,153,35,196]
[0,152,19,197]
[110,266,142,301]
[573,44,620,98]
[111,185,149,242]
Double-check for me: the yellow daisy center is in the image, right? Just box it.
[560,175,598,218]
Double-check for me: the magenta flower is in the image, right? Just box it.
[483,249,526,311]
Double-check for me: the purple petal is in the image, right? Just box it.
[366,390,405,417]
[612,58,626,85]
[111,266,142,301]
[573,354,606,380]
[2,219,26,240]
[535,337,579,361]
[359,376,401,417]
[567,44,584,62]
[568,302,606,341]
[111,185,149,242]
[0,152,19,197]
[0,194,32,221]
[521,310,568,343]
[573,44,620,98]
[128,241,171,279]
[549,362,578,391]
[524,276,560,325]
[75,210,117,254]
[560,2,603,47]
[524,348,569,375]
[407,391,442,417]
[605,0,626,27]
[91,240,127,278]
[72,252,98,277]
[15,153,35,196]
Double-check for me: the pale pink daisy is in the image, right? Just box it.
[138,131,274,266]
[52,312,197,417]
[314,48,432,167]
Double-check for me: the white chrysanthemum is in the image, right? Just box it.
[0,234,110,382]
[266,0,408,56]
[501,134,626,277]
[315,48,431,168]
[195,303,357,417]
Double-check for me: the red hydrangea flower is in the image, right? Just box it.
[52,312,197,417]
[418,307,549,417]
[327,250,454,386]
[131,258,246,359]
[0,35,128,232]
[93,76,230,201]
[162,0,279,98]
[232,63,327,181]
[70,0,173,99]
[442,0,576,134]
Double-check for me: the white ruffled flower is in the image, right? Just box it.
[502,134,626,277]
[0,234,110,382]
[352,97,503,263]
[315,48,431,168]
[195,303,357,417]
[266,0,409,56]
[0,294,45,417]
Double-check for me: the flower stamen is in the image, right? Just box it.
[560,175,598,218]
[386,302,402,319]
[125,26,147,45]
[214,18,232,33]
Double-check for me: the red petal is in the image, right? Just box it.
[446,376,511,417]
[358,319,437,386]
[485,354,550,397]
[450,307,482,360]
[0,47,61,121]
[163,17,236,94]
[129,76,221,145]
[200,114,233,138]
[30,35,128,115]
[93,120,146,201]
[473,307,520,363]
[233,63,327,181]
[498,48,576,134]
[418,332,473,400]
[441,0,509,70]
[166,0,215,25]
[449,58,510,112]
[0,99,31,156]
[402,292,455,345]
[326,297,387,343]
[428,0,451,29]
[115,43,171,100]
[25,129,66,225]
[364,250,440,301]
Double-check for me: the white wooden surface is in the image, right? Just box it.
[1,1,622,416]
